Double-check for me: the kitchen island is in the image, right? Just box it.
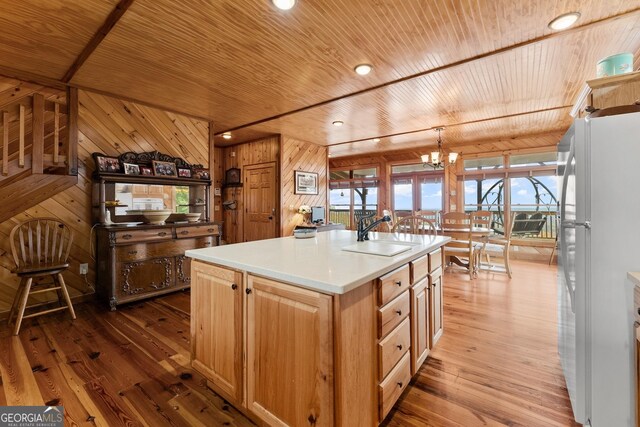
[186,230,450,426]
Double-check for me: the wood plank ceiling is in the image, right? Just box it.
[0,0,639,157]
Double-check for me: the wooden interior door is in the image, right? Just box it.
[244,163,277,242]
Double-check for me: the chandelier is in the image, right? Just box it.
[421,127,458,168]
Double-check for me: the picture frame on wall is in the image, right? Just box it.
[194,168,211,180]
[294,170,318,195]
[152,160,177,177]
[123,163,140,175]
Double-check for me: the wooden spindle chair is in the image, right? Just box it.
[8,218,76,335]
[441,212,476,279]
[392,215,438,236]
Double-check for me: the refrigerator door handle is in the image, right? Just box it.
[562,221,591,229]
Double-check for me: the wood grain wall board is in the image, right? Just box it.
[0,85,210,315]
[66,1,639,127]
[221,136,280,243]
[0,0,120,79]
[212,146,224,223]
[280,136,328,237]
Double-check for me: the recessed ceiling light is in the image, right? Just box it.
[222,132,232,140]
[354,64,373,75]
[332,120,344,127]
[373,138,381,143]
[548,12,580,31]
[272,0,296,10]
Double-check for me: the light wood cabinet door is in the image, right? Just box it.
[246,275,333,427]
[410,278,430,375]
[430,268,443,346]
[190,261,243,404]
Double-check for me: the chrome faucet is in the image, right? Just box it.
[357,213,392,242]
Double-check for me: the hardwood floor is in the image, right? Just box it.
[0,260,578,426]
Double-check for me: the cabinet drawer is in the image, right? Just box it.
[115,244,147,261]
[114,228,172,244]
[428,248,442,273]
[410,255,428,284]
[429,266,442,283]
[378,291,410,338]
[176,224,219,239]
[378,264,410,306]
[378,317,411,379]
[379,351,411,422]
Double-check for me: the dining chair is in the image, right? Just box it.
[415,210,440,226]
[391,215,437,235]
[478,212,516,278]
[8,218,77,335]
[441,212,476,279]
[470,210,493,262]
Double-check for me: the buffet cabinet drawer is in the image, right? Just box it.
[378,264,410,306]
[116,244,147,261]
[379,351,411,422]
[176,224,219,239]
[378,317,411,379]
[410,255,428,284]
[114,228,172,243]
[115,257,177,300]
[428,248,442,273]
[378,290,410,338]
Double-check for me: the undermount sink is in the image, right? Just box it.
[366,238,420,246]
[341,241,413,257]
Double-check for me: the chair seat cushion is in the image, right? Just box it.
[483,243,507,252]
[16,263,69,276]
[444,246,473,254]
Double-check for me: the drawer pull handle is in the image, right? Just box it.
[128,250,138,255]
[158,232,168,237]
[180,230,189,235]
[204,242,211,246]
[231,284,237,290]
[246,288,252,295]
[395,280,402,287]
[207,228,215,232]
[122,234,133,240]
[395,310,402,316]
[396,344,403,351]
[397,382,403,388]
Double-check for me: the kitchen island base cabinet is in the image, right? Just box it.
[247,275,334,427]
[190,262,243,405]
[430,267,444,346]
[410,278,430,375]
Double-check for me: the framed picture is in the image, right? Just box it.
[294,170,318,195]
[123,162,140,175]
[225,167,240,184]
[193,168,211,180]
[140,166,153,176]
[94,154,121,173]
[178,167,192,178]
[152,160,177,177]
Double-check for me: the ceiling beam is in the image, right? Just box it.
[60,0,135,83]
[217,7,640,136]
[327,105,572,148]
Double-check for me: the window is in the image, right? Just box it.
[464,156,503,171]
[419,176,443,210]
[510,152,557,168]
[392,177,413,215]
[510,175,557,239]
[329,167,379,229]
[390,165,444,215]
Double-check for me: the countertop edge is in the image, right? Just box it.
[186,237,450,295]
[627,272,640,286]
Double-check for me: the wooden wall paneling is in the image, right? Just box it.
[221,136,279,243]
[0,85,211,316]
[213,146,224,222]
[280,136,327,238]
[2,111,7,175]
[31,93,44,173]
[18,104,25,167]
[67,87,79,174]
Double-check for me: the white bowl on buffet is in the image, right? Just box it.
[140,209,173,225]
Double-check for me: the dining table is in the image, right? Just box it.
[438,226,492,271]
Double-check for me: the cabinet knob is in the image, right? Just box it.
[128,250,138,255]
[158,232,167,237]
[246,288,252,295]
[396,344,403,351]
[395,280,402,287]
[231,284,237,290]
[397,382,403,388]
[122,234,132,240]
[180,230,189,235]
[207,228,215,232]
[395,310,402,316]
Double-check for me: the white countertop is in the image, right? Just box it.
[186,230,450,294]
[628,272,640,286]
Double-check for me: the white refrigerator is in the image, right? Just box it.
[558,111,639,426]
